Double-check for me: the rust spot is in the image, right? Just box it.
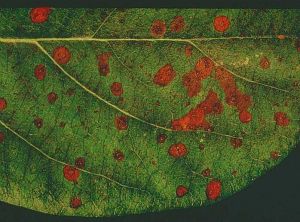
[274,112,289,127]
[98,52,112,76]
[110,82,124,96]
[153,64,176,86]
[168,143,188,158]
[170,16,185,33]
[259,56,270,69]
[230,138,243,148]
[114,115,128,130]
[150,20,166,38]
[113,149,125,161]
[176,185,188,197]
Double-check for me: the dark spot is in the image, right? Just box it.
[157,133,167,144]
[47,92,58,104]
[75,157,85,169]
[113,149,125,161]
[34,117,43,128]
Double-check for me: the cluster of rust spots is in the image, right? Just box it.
[47,92,58,104]
[153,64,176,86]
[150,15,186,38]
[182,57,214,98]
[98,52,112,76]
[171,90,223,131]
[34,117,43,129]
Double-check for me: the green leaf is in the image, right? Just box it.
[0,8,299,217]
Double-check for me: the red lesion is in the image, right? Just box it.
[0,132,5,143]
[259,56,271,69]
[170,16,185,33]
[52,46,71,65]
[176,185,188,197]
[206,179,222,200]
[213,16,230,33]
[113,149,125,161]
[30,7,52,23]
[70,197,82,209]
[168,143,188,158]
[34,64,46,80]
[110,82,124,96]
[274,112,289,126]
[171,90,223,131]
[185,45,193,57]
[150,20,167,38]
[153,64,176,86]
[114,115,128,130]
[63,165,80,182]
[98,52,112,76]
[0,98,7,111]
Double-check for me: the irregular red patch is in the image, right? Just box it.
[47,92,58,104]
[170,16,185,33]
[52,46,71,64]
[176,185,188,197]
[30,7,52,23]
[195,57,214,79]
[197,90,224,115]
[274,112,289,126]
[239,110,252,124]
[277,35,286,40]
[75,157,85,169]
[113,149,125,161]
[182,70,202,97]
[70,197,82,209]
[259,56,270,69]
[98,52,112,76]
[153,64,176,86]
[63,165,80,182]
[201,168,211,177]
[114,115,128,131]
[213,16,230,32]
[230,138,243,148]
[270,151,280,160]
[0,132,4,143]
[185,45,193,57]
[150,20,166,38]
[34,117,43,129]
[0,98,7,111]
[206,180,222,200]
[157,133,167,144]
[110,82,123,96]
[34,64,46,80]
[168,143,188,158]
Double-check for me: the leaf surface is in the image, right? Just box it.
[0,8,299,217]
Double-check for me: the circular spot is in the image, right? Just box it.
[206,180,222,200]
[34,117,43,129]
[259,56,270,69]
[213,16,230,32]
[230,138,243,148]
[150,20,166,38]
[270,151,280,160]
[201,168,211,177]
[110,82,124,97]
[47,92,58,104]
[239,110,252,124]
[70,197,82,209]
[114,115,128,131]
[168,143,188,158]
[274,112,289,127]
[34,64,46,80]
[52,46,71,64]
[113,150,125,161]
[63,165,80,182]
[176,185,188,197]
[30,7,52,23]
[75,157,85,169]
[157,133,167,144]
[0,98,7,111]
[0,132,5,143]
[170,16,185,33]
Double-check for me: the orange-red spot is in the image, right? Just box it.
[270,151,280,160]
[230,138,243,148]
[30,7,52,23]
[153,64,176,86]
[185,45,193,57]
[195,57,214,79]
[47,92,58,104]
[113,149,125,161]
[150,20,166,38]
[110,82,124,96]
[170,16,185,33]
[0,98,7,111]
[259,56,270,69]
[277,34,286,40]
[98,52,112,76]
[168,143,188,158]
[114,115,128,130]
[213,16,230,33]
[70,197,82,209]
[53,46,71,64]
[182,70,202,98]
[274,112,289,126]
[176,185,188,197]
[34,64,46,80]
[239,110,252,124]
[206,180,222,200]
[63,165,80,182]
[0,132,4,143]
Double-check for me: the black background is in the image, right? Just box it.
[0,0,299,221]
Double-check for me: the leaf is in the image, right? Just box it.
[0,8,299,217]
